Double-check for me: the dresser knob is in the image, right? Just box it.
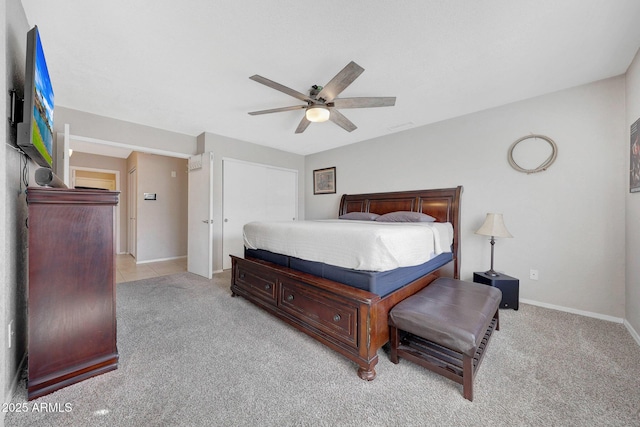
[286,294,294,302]
[264,284,271,290]
[333,314,341,322]
[239,273,245,279]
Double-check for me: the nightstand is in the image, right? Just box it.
[473,272,519,310]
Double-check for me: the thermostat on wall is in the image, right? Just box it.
[144,193,157,201]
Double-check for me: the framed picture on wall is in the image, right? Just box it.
[631,118,640,193]
[313,167,336,195]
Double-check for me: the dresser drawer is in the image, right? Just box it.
[279,278,359,348]
[235,263,278,305]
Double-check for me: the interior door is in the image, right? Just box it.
[222,159,297,270]
[128,168,137,258]
[187,152,214,278]
[265,167,297,221]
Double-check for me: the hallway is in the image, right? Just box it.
[116,254,187,283]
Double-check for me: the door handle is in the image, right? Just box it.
[202,219,213,224]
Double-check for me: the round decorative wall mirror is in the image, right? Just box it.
[508,134,557,174]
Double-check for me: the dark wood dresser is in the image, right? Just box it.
[26,187,120,400]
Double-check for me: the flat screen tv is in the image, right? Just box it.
[17,26,55,168]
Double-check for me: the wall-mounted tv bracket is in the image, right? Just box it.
[8,89,24,127]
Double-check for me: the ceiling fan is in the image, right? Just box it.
[248,61,396,134]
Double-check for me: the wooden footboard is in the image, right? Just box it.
[230,255,442,380]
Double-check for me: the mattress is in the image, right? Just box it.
[243,219,454,272]
[245,248,453,297]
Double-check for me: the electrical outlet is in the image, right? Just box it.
[8,320,14,349]
[530,269,539,280]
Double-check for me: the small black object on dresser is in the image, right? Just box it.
[473,271,519,310]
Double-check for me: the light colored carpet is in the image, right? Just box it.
[6,271,640,426]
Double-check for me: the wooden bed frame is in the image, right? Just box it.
[230,186,462,380]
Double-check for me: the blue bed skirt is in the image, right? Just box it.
[244,248,453,297]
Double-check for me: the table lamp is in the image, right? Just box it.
[475,213,513,277]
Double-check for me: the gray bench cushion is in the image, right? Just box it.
[388,277,501,356]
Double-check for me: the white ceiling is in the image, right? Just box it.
[20,0,640,156]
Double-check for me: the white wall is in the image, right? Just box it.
[625,49,640,338]
[54,106,197,156]
[1,2,9,419]
[134,153,188,262]
[3,0,32,414]
[306,76,627,319]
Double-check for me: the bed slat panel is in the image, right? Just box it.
[418,198,452,223]
[368,197,415,214]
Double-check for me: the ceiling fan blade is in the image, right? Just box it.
[316,61,364,102]
[295,116,311,134]
[330,97,396,109]
[248,105,307,115]
[329,109,357,132]
[249,75,313,102]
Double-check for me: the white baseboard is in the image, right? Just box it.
[624,320,640,347]
[5,352,26,404]
[519,298,624,323]
[519,299,640,349]
[136,255,187,265]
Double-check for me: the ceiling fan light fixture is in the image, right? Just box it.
[249,61,395,133]
[305,105,330,123]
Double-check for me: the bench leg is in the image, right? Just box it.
[462,354,473,401]
[389,326,400,364]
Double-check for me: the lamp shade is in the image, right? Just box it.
[305,105,330,123]
[475,213,513,238]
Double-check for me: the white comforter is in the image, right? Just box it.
[243,220,453,272]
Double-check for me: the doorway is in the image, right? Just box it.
[65,130,192,265]
[70,166,121,253]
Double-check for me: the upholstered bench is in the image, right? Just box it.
[388,277,501,401]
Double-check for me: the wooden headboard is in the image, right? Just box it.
[339,186,463,278]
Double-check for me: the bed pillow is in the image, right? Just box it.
[338,212,380,221]
[375,211,436,222]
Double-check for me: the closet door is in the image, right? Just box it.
[222,159,297,270]
[265,167,297,221]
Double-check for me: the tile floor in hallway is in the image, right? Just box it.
[116,254,187,283]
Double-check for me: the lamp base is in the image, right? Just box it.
[485,269,500,277]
